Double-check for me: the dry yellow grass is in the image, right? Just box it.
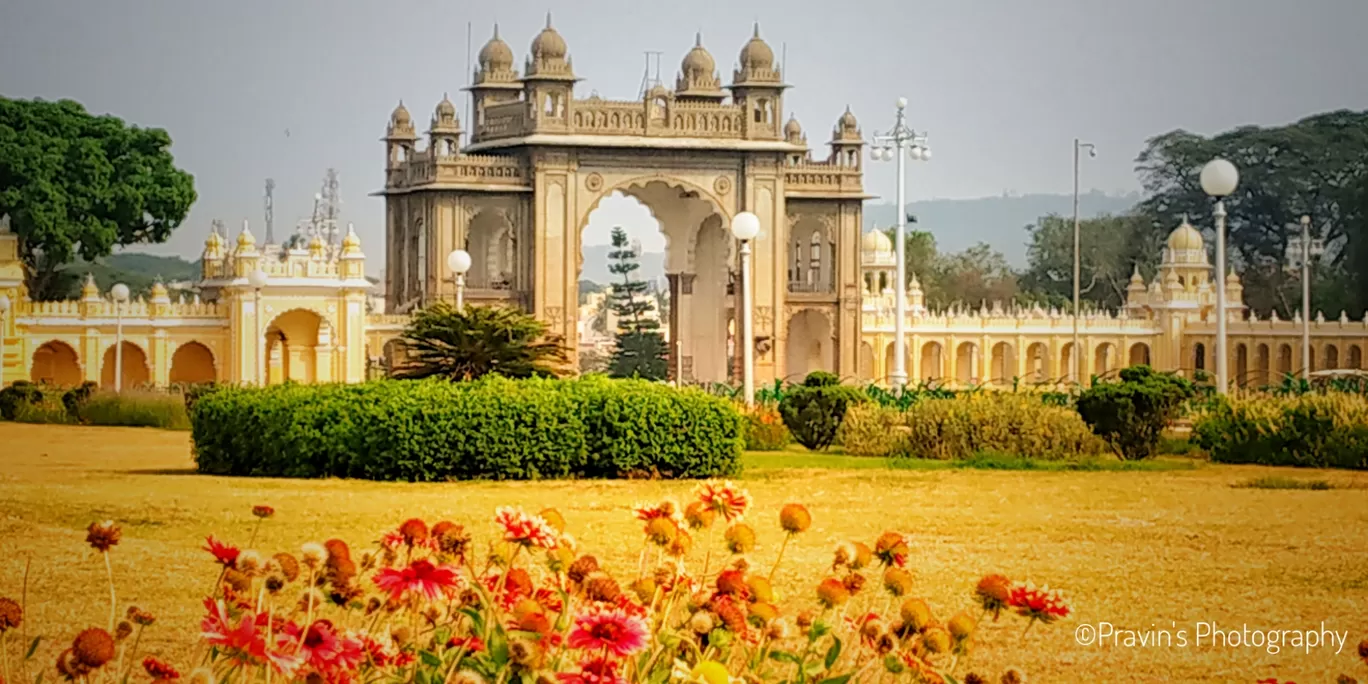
[2,422,1367,682]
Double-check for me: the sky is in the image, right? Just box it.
[3,0,1366,271]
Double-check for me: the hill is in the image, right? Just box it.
[54,252,202,299]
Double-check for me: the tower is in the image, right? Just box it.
[522,14,578,133]
[428,94,464,156]
[384,102,418,186]
[728,24,786,139]
[466,25,522,142]
[829,107,865,169]
[674,33,725,102]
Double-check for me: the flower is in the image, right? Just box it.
[724,523,757,554]
[566,606,649,657]
[975,574,1012,620]
[1000,667,1026,684]
[882,567,914,597]
[295,620,364,676]
[203,536,241,569]
[873,532,909,567]
[273,553,301,582]
[557,657,627,684]
[373,560,463,602]
[127,606,155,627]
[431,521,471,558]
[236,550,264,575]
[494,507,559,549]
[715,569,749,599]
[816,578,850,608]
[200,598,264,660]
[1008,582,1071,624]
[446,635,486,653]
[584,575,622,603]
[693,481,751,522]
[85,521,121,552]
[899,598,932,631]
[689,661,731,684]
[922,626,952,654]
[0,597,21,632]
[251,505,275,519]
[644,518,678,547]
[683,501,717,530]
[300,543,327,569]
[632,500,682,523]
[947,611,977,641]
[567,555,600,583]
[779,504,812,533]
[71,628,116,668]
[539,508,567,533]
[143,656,181,681]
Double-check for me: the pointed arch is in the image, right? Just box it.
[30,341,82,386]
[169,342,217,385]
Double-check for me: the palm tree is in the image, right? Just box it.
[392,302,569,381]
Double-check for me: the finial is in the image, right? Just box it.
[753,22,761,38]
[1181,212,1190,225]
[443,91,449,100]
[493,23,500,39]
[546,12,553,29]
[695,31,702,47]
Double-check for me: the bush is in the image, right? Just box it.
[61,381,98,418]
[1075,365,1196,460]
[836,402,904,456]
[0,380,45,420]
[741,404,790,451]
[190,376,744,481]
[80,391,191,429]
[1193,393,1368,470]
[777,371,865,451]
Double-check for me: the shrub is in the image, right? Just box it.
[778,371,865,451]
[1193,393,1368,470]
[190,376,743,480]
[1075,365,1196,460]
[896,393,1106,460]
[0,380,45,420]
[61,381,98,418]
[836,402,905,456]
[80,391,191,430]
[741,404,790,451]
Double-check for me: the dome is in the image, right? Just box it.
[739,24,773,70]
[236,225,256,250]
[149,278,168,300]
[390,101,411,126]
[531,14,567,60]
[478,25,515,71]
[435,94,456,119]
[341,224,362,254]
[1167,215,1204,252]
[838,106,858,132]
[784,115,803,140]
[861,229,893,253]
[681,33,715,76]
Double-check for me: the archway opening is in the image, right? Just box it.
[169,342,216,385]
[1234,343,1249,386]
[1255,343,1271,385]
[1025,342,1050,383]
[266,309,325,385]
[1128,342,1151,368]
[990,342,1014,386]
[1093,343,1117,379]
[1349,344,1363,370]
[919,341,943,383]
[466,210,518,291]
[785,309,833,382]
[31,341,82,386]
[1324,344,1339,370]
[1193,343,1207,373]
[789,218,833,294]
[1277,344,1293,379]
[955,342,979,386]
[101,341,150,390]
[1061,342,1078,383]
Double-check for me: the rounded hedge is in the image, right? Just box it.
[189,376,744,481]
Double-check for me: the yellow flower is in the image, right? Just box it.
[691,661,730,684]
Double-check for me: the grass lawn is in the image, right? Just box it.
[2,422,1367,682]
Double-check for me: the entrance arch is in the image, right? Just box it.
[919,341,944,383]
[169,342,217,385]
[30,341,82,386]
[1128,342,1151,367]
[989,342,1014,386]
[785,309,832,381]
[955,342,979,385]
[101,341,150,390]
[1093,342,1118,378]
[1025,342,1050,383]
[265,309,327,385]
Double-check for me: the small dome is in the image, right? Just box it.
[861,230,893,254]
[531,14,568,60]
[681,33,715,76]
[1129,265,1144,285]
[342,224,361,253]
[478,25,515,71]
[1226,268,1241,285]
[435,94,456,119]
[1167,215,1204,252]
[784,115,803,140]
[739,24,773,70]
[838,106,858,132]
[236,225,256,250]
[149,278,168,299]
[390,101,411,126]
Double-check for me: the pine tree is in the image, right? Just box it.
[606,226,669,379]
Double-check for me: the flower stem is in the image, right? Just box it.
[1021,618,1036,638]
[767,533,792,582]
[103,551,117,632]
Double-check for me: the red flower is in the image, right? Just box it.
[446,636,486,653]
[494,507,559,549]
[200,598,264,661]
[296,620,363,677]
[873,532,909,568]
[251,505,275,519]
[142,657,180,680]
[373,560,463,602]
[567,606,649,657]
[1008,582,1071,624]
[693,481,751,522]
[632,500,682,523]
[556,657,627,684]
[203,536,241,569]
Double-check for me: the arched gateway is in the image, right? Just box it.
[379,19,868,383]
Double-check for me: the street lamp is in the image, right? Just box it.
[110,283,130,392]
[1200,158,1239,395]
[248,269,269,386]
[0,294,10,387]
[1286,215,1324,378]
[731,211,760,407]
[869,97,930,389]
[1071,139,1097,386]
[446,249,472,310]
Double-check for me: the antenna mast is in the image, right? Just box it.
[637,51,664,98]
[263,179,276,244]
[321,169,341,249]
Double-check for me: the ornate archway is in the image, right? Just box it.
[101,341,151,390]
[30,341,82,386]
[169,342,217,385]
[265,309,329,385]
[784,308,833,382]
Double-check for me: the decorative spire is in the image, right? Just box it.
[81,273,99,300]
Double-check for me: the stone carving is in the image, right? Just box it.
[714,176,732,196]
[585,172,604,192]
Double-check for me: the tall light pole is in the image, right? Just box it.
[1286,215,1324,378]
[731,211,760,407]
[1072,139,1096,385]
[0,294,10,387]
[248,269,269,386]
[869,98,930,389]
[1201,158,1239,395]
[110,283,130,392]
[447,249,472,310]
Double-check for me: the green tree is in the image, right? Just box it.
[1346,174,1368,314]
[881,228,1024,309]
[0,97,197,299]
[393,302,568,381]
[1075,365,1196,460]
[606,226,668,379]
[1020,213,1163,311]
[777,371,866,451]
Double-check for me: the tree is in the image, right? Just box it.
[1020,213,1163,311]
[0,97,197,299]
[1076,365,1196,461]
[393,302,568,381]
[606,226,668,379]
[881,228,1025,309]
[777,371,866,451]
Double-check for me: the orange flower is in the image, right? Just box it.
[143,656,181,681]
[71,628,116,669]
[0,597,21,632]
[251,505,275,519]
[975,574,1012,620]
[85,521,121,552]
[873,532,909,567]
[779,504,812,534]
[724,523,757,554]
[816,578,849,608]
[693,481,752,522]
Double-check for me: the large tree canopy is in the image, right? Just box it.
[0,97,197,299]
[1020,213,1164,311]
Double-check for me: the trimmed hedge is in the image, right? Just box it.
[189,376,744,481]
[1193,393,1368,470]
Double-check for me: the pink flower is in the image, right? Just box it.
[567,606,649,657]
[446,636,486,654]
[203,536,241,569]
[556,657,627,684]
[632,500,682,523]
[297,620,363,677]
[494,507,559,549]
[693,481,751,522]
[1008,582,1071,624]
[373,560,463,602]
[200,598,264,661]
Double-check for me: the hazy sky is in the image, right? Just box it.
[3,0,1365,269]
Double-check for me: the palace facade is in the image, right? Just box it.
[0,20,1364,390]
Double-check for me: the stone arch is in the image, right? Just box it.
[1255,343,1271,385]
[881,342,912,384]
[1277,343,1294,378]
[30,340,82,386]
[1192,342,1207,372]
[788,215,833,293]
[955,341,979,385]
[467,209,517,289]
[265,308,326,385]
[785,309,833,381]
[1128,342,1152,367]
[1234,342,1249,386]
[1324,344,1339,370]
[1093,342,1118,378]
[859,341,875,380]
[1060,342,1079,383]
[169,342,216,385]
[919,341,944,382]
[1349,344,1363,370]
[989,341,1015,386]
[1025,342,1050,383]
[101,341,151,390]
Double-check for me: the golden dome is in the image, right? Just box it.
[531,14,567,60]
[435,94,456,119]
[478,25,515,71]
[341,223,361,254]
[149,278,168,300]
[739,24,773,70]
[1167,216,1204,252]
[861,229,893,253]
[681,33,715,76]
[784,115,803,140]
[236,225,256,250]
[390,101,411,126]
[81,273,99,299]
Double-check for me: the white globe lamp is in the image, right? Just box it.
[447,249,472,275]
[731,212,761,241]
[1201,158,1239,197]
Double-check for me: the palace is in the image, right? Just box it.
[0,20,1365,390]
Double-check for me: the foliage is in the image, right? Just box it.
[189,376,743,480]
[0,380,44,419]
[78,391,190,429]
[1020,213,1164,311]
[392,302,568,381]
[1192,393,1368,470]
[54,252,201,300]
[884,229,1025,309]
[578,348,610,374]
[777,372,865,451]
[2,491,1070,684]
[741,404,790,451]
[0,97,198,300]
[1075,366,1197,460]
[606,226,667,380]
[847,394,1107,460]
[1232,476,1334,490]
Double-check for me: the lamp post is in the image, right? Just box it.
[447,249,472,310]
[1286,215,1324,378]
[0,294,10,387]
[248,269,269,386]
[731,211,760,407]
[1071,139,1097,385]
[1200,158,1239,395]
[110,283,130,392]
[869,98,930,390]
